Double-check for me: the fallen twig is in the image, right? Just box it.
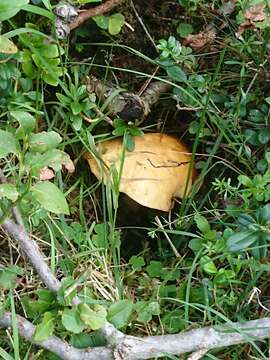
[70,0,125,31]
[86,75,172,123]
[0,312,112,360]
[1,310,270,359]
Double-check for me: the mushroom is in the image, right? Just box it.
[85,133,196,211]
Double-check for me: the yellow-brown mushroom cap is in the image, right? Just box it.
[85,133,196,211]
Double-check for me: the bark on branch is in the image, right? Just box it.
[1,311,270,360]
[0,312,112,360]
[70,0,125,30]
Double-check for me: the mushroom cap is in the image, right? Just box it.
[85,133,196,211]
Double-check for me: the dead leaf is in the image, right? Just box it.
[244,3,266,22]
[39,167,55,181]
[85,133,196,211]
[183,28,216,51]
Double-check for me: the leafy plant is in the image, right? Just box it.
[93,13,125,35]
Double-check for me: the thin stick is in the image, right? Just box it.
[69,0,125,30]
[155,216,181,258]
[130,0,157,51]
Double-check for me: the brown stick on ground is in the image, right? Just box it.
[70,0,125,30]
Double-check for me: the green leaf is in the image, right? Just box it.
[166,65,187,82]
[78,304,107,330]
[146,261,163,278]
[71,101,82,115]
[107,300,133,329]
[10,110,36,133]
[31,181,69,215]
[62,307,85,334]
[188,238,203,252]
[258,128,270,145]
[29,131,62,153]
[57,277,77,306]
[25,149,74,174]
[129,255,145,271]
[265,152,270,164]
[227,230,259,252]
[93,15,109,30]
[33,312,55,341]
[0,130,19,158]
[38,44,61,58]
[0,266,23,289]
[0,35,17,54]
[0,0,29,21]
[194,214,210,233]
[200,256,217,275]
[177,22,193,37]
[238,174,252,187]
[125,133,135,152]
[214,269,235,286]
[108,13,125,35]
[135,301,160,324]
[0,184,18,202]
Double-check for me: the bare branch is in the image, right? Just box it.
[2,311,270,360]
[2,219,61,293]
[69,0,125,31]
[0,312,112,360]
[113,317,270,359]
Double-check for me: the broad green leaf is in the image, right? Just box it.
[258,128,270,145]
[194,214,210,233]
[38,44,62,58]
[108,13,125,35]
[62,307,85,334]
[0,130,19,158]
[25,149,74,174]
[0,266,23,289]
[188,238,203,252]
[0,184,18,202]
[129,255,145,271]
[107,300,133,329]
[0,0,29,21]
[166,65,187,82]
[31,181,69,215]
[259,204,270,222]
[10,110,36,133]
[227,230,259,252]
[0,36,17,54]
[214,269,235,286]
[29,131,62,153]
[146,261,163,278]
[200,256,217,275]
[177,22,193,37]
[33,312,55,341]
[135,301,160,324]
[78,304,107,330]
[71,101,82,115]
[238,174,252,187]
[93,15,109,30]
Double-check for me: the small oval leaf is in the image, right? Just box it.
[32,181,69,215]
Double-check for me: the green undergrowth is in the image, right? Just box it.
[1,0,270,359]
